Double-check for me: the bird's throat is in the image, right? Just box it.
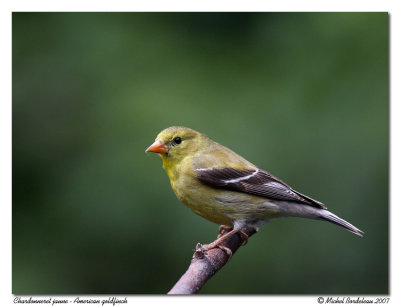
[161,155,179,182]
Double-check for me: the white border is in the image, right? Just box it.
[2,1,397,305]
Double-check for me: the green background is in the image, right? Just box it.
[12,12,388,294]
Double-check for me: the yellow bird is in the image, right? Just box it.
[146,126,363,250]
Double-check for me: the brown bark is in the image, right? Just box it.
[168,227,257,294]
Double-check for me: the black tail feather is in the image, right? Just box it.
[320,212,364,237]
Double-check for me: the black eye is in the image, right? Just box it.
[173,137,182,144]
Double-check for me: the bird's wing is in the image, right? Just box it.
[196,167,327,209]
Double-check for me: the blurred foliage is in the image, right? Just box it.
[12,12,388,294]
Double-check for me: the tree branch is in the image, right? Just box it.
[167,227,257,294]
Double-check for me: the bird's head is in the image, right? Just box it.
[146,126,208,162]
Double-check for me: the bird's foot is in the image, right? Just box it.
[238,230,249,246]
[203,228,249,259]
[218,225,233,238]
[217,225,248,244]
[216,245,233,260]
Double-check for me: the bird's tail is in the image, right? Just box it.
[320,211,364,237]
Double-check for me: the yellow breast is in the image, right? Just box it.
[160,154,279,226]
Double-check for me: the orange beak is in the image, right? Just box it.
[145,140,167,154]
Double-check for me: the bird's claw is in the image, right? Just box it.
[218,225,233,238]
[217,245,233,260]
[238,231,249,246]
[202,242,233,260]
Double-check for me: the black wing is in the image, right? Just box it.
[196,167,326,209]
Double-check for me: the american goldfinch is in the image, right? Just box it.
[146,126,363,249]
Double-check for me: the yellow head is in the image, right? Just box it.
[146,126,210,164]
